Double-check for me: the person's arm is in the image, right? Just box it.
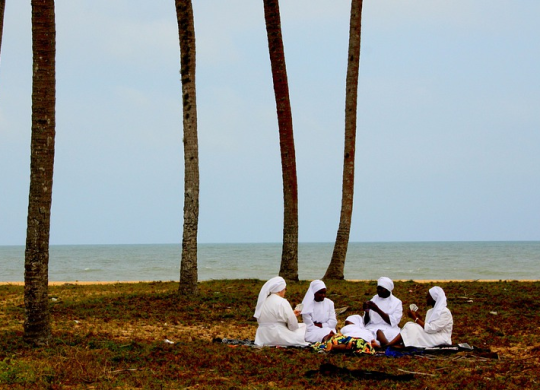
[388,300,403,327]
[325,300,338,329]
[363,301,371,325]
[409,309,425,328]
[282,300,300,331]
[366,301,391,325]
[424,310,452,334]
[302,313,315,329]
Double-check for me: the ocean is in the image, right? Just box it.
[0,241,539,282]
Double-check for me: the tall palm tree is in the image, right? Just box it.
[0,0,5,58]
[24,0,56,344]
[175,0,199,295]
[263,0,299,281]
[324,0,363,280]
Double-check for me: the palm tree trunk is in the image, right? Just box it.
[0,0,6,58]
[24,0,56,344]
[175,0,199,295]
[324,0,363,280]
[263,0,299,282]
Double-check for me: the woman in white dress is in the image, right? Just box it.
[254,276,308,347]
[301,280,337,343]
[363,277,403,345]
[379,286,453,348]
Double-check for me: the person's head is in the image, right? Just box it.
[314,288,327,302]
[301,279,327,314]
[426,290,436,306]
[376,277,394,298]
[427,286,445,307]
[254,276,287,319]
[344,315,363,327]
[266,276,287,297]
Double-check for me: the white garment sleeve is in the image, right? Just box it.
[323,300,337,329]
[302,313,315,329]
[424,309,452,334]
[281,299,299,331]
[389,299,403,327]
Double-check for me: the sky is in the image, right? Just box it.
[1,0,539,246]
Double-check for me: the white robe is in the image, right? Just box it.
[364,294,403,342]
[401,307,453,347]
[255,294,308,347]
[302,298,337,343]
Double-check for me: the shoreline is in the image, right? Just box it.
[1,279,539,286]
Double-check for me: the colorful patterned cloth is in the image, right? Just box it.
[311,333,375,355]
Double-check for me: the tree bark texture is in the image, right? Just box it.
[263,0,299,281]
[175,0,199,295]
[0,0,6,58]
[24,0,56,344]
[324,0,363,280]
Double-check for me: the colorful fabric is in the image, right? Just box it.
[311,333,375,355]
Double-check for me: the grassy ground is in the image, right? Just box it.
[1,280,539,389]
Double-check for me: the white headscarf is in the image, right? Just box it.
[377,277,394,293]
[427,286,447,323]
[300,279,326,315]
[253,276,287,319]
[341,315,373,341]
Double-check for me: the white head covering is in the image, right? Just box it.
[344,315,364,328]
[427,286,447,323]
[341,315,373,341]
[254,276,287,319]
[301,279,326,314]
[377,277,394,293]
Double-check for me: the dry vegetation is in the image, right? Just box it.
[1,280,539,389]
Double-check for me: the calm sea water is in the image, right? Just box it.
[0,242,539,282]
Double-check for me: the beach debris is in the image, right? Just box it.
[164,338,175,344]
[74,320,80,324]
[335,306,348,315]
[490,311,498,315]
[467,300,474,303]
[51,297,58,302]
[398,368,436,377]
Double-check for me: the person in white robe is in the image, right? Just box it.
[340,315,378,346]
[254,276,308,347]
[379,286,453,348]
[363,277,403,344]
[301,280,337,343]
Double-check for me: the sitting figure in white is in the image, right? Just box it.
[254,276,308,347]
[363,277,403,345]
[378,286,453,348]
[340,314,379,347]
[301,280,337,343]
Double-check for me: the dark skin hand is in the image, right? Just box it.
[313,288,326,328]
[408,291,436,328]
[363,286,392,325]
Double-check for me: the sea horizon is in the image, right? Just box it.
[1,241,539,282]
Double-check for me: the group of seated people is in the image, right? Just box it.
[253,276,453,353]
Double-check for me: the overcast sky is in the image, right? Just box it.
[1,0,539,246]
